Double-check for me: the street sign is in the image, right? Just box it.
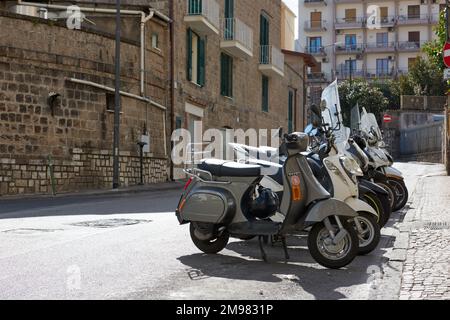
[383,114,392,123]
[444,68,450,80]
[444,42,450,68]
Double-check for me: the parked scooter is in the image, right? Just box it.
[352,107,409,212]
[176,132,360,269]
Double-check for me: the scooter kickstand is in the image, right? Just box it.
[281,237,290,262]
[258,236,268,263]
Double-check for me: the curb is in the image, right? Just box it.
[0,181,185,202]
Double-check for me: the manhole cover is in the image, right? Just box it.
[2,228,63,235]
[70,219,151,229]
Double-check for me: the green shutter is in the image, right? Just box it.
[186,29,193,81]
[220,53,233,97]
[262,76,269,112]
[198,38,205,87]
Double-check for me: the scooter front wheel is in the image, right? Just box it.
[388,178,409,212]
[352,212,381,256]
[189,223,230,254]
[308,218,359,269]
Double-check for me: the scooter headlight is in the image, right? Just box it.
[340,156,363,177]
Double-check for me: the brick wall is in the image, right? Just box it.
[0,12,170,196]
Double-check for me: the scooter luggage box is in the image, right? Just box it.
[181,187,236,224]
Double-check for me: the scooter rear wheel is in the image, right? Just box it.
[352,212,381,256]
[388,178,409,212]
[308,218,359,269]
[361,193,390,227]
[190,223,230,254]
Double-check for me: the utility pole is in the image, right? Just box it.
[447,0,450,41]
[113,0,121,189]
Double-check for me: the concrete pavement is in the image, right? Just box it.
[0,162,448,300]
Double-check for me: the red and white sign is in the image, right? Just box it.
[443,42,450,68]
[383,114,392,123]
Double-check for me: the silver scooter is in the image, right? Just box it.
[176,132,360,269]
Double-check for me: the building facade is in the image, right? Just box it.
[298,0,445,103]
[172,0,312,178]
[0,1,171,195]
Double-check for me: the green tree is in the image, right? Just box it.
[373,80,401,110]
[407,57,447,96]
[338,80,388,126]
[422,8,446,71]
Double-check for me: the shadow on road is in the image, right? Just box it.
[178,236,390,300]
[0,190,181,219]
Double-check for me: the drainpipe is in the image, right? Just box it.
[169,0,175,181]
[140,10,154,97]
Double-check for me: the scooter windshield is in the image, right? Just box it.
[360,108,382,141]
[321,81,348,151]
[350,104,361,132]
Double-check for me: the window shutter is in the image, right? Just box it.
[262,76,269,112]
[198,38,206,87]
[186,29,193,81]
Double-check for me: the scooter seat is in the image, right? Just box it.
[198,159,261,177]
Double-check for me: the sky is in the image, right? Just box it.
[283,0,299,39]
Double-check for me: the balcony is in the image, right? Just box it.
[307,72,330,83]
[365,42,395,53]
[365,69,395,80]
[184,0,220,35]
[304,20,328,32]
[305,46,327,57]
[397,41,426,52]
[259,45,284,77]
[335,17,364,29]
[430,14,440,23]
[336,69,364,80]
[397,14,429,26]
[335,43,364,54]
[379,15,396,28]
[334,0,361,3]
[220,18,253,58]
[304,0,327,6]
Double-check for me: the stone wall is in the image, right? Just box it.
[0,12,170,196]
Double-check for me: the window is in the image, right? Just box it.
[188,0,202,15]
[175,116,183,130]
[311,62,322,74]
[220,53,233,97]
[260,13,270,63]
[224,0,234,39]
[310,12,322,28]
[106,93,115,111]
[376,59,389,76]
[408,5,420,19]
[262,76,269,112]
[345,34,357,50]
[345,9,356,23]
[152,33,159,49]
[288,89,295,133]
[344,59,357,75]
[187,28,205,86]
[309,36,322,53]
[376,32,388,47]
[408,31,420,45]
[408,57,417,69]
[380,7,388,22]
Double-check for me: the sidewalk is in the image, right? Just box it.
[0,181,185,202]
[397,173,450,300]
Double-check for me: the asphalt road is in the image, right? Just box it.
[0,162,444,300]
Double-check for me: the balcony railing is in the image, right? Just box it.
[304,20,328,31]
[307,72,329,82]
[305,46,327,56]
[304,0,327,5]
[259,45,284,76]
[335,17,364,29]
[336,69,364,80]
[335,43,364,53]
[185,0,220,34]
[366,69,395,79]
[365,42,396,52]
[397,41,426,51]
[397,13,429,25]
[221,18,253,57]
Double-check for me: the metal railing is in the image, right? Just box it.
[186,0,220,30]
[335,16,364,28]
[397,41,426,51]
[307,72,329,82]
[335,43,364,53]
[336,69,364,80]
[260,45,284,71]
[304,46,327,55]
[304,0,327,4]
[304,20,328,30]
[365,42,396,51]
[397,13,429,24]
[365,69,395,79]
[222,18,253,53]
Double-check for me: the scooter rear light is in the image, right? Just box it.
[184,177,193,190]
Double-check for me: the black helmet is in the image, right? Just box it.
[249,188,279,219]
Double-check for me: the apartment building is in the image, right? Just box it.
[172,0,314,178]
[298,0,445,103]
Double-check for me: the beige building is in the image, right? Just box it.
[298,0,445,103]
[281,1,297,50]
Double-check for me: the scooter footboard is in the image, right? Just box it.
[180,187,236,224]
[304,198,357,228]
